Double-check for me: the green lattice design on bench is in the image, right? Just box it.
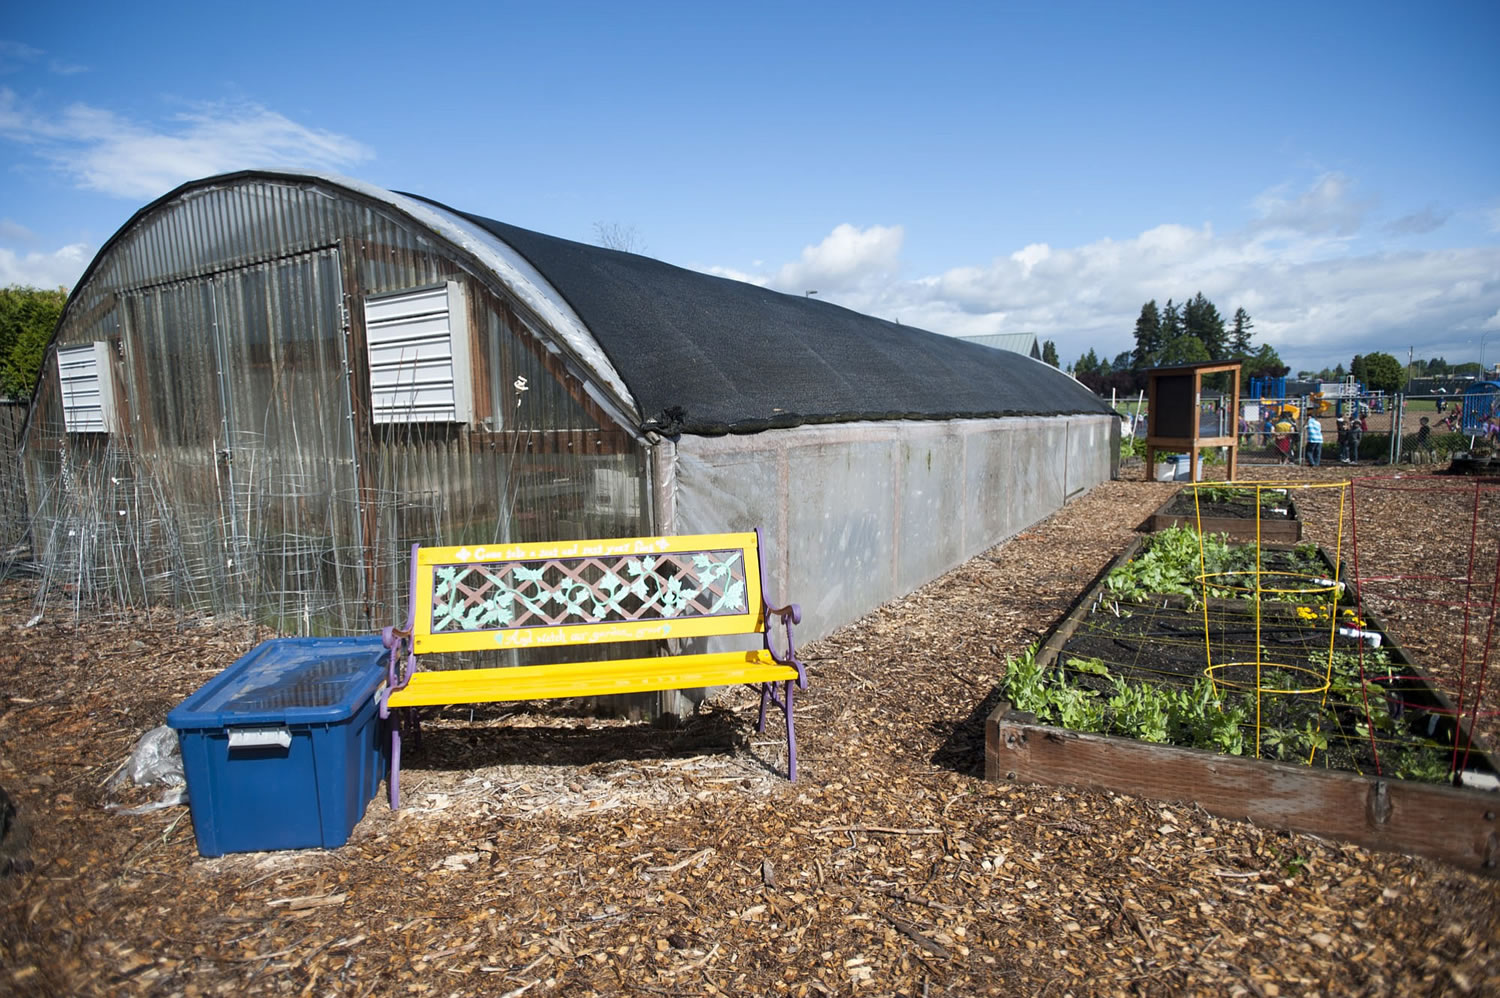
[430,550,747,633]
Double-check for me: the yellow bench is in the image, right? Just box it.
[378,529,806,807]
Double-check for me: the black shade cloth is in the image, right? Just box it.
[408,195,1115,436]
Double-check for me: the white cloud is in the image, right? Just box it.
[0,40,82,75]
[1249,172,1370,238]
[0,88,372,200]
[0,241,91,289]
[0,40,43,73]
[0,218,35,242]
[704,264,768,286]
[1384,204,1449,236]
[707,174,1500,373]
[770,223,904,293]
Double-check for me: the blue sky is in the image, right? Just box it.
[3,0,1498,375]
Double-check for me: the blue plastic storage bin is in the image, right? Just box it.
[166,635,389,856]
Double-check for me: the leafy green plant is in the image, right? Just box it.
[1190,485,1286,508]
[1051,685,1106,732]
[1002,630,1456,785]
[1168,677,1247,755]
[1388,749,1453,784]
[1108,677,1170,743]
[1104,526,1226,603]
[1267,844,1308,879]
[1298,720,1329,756]
[1002,644,1051,716]
[1261,725,1299,760]
[1066,656,1110,676]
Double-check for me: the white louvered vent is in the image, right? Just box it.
[364,282,473,424]
[58,342,117,434]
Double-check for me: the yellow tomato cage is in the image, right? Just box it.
[1187,480,1351,762]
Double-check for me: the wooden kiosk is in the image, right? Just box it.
[1144,361,1241,483]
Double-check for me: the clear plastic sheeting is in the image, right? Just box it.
[104,725,187,815]
[671,414,1114,646]
[22,175,652,635]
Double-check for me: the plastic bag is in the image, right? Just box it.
[104,725,188,815]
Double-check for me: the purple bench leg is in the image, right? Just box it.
[753,681,798,781]
[784,681,798,782]
[389,710,402,810]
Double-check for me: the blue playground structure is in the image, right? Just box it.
[1460,381,1500,434]
[1248,375,1285,400]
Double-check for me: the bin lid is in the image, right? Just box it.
[167,635,388,729]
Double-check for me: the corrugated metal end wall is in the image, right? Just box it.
[23,177,649,634]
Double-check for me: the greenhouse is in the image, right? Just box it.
[24,171,1117,710]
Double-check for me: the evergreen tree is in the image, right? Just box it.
[1112,350,1133,371]
[1229,308,1254,355]
[1074,348,1100,377]
[1183,292,1227,360]
[1131,300,1162,368]
[1041,340,1060,367]
[1350,355,1368,386]
[1160,299,1183,343]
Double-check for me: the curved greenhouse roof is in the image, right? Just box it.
[412,197,1113,436]
[67,172,1113,437]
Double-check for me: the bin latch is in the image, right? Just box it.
[227,726,292,750]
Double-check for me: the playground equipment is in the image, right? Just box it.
[1261,399,1301,421]
[1460,381,1500,435]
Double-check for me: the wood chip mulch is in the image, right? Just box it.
[2,465,1497,997]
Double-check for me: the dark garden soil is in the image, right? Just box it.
[1158,492,1296,522]
[1056,595,1476,778]
[3,466,1498,997]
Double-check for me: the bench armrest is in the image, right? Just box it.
[764,602,808,689]
[380,626,417,721]
[380,543,424,718]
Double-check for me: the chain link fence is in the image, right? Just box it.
[1391,394,1491,467]
[1110,390,1487,472]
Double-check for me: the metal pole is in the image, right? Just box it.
[1298,396,1309,465]
[1391,395,1402,465]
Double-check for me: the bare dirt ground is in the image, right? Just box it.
[3,465,1498,997]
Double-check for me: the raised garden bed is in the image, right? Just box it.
[985,527,1500,875]
[1145,484,1302,541]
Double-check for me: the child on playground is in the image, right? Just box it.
[1342,414,1363,464]
[1412,416,1433,462]
[1272,419,1294,464]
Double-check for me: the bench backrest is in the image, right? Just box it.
[403,531,768,656]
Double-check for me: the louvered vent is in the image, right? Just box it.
[364,282,473,424]
[58,342,117,434]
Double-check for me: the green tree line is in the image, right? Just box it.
[0,285,67,400]
[1301,356,1484,383]
[1072,292,1285,395]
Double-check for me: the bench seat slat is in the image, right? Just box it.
[387,650,797,708]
